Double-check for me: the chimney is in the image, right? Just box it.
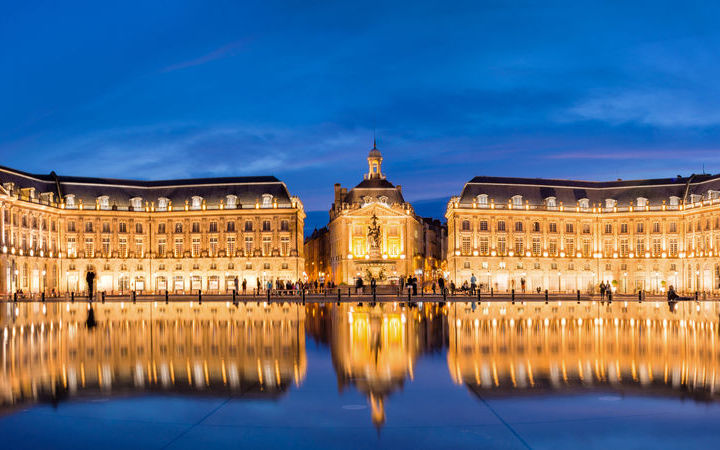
[396,185,402,193]
[334,183,342,205]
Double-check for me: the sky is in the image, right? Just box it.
[3,0,720,223]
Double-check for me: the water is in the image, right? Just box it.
[2,300,720,449]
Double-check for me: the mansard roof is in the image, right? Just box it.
[0,165,294,208]
[459,174,720,206]
[343,177,405,205]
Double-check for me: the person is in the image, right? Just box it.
[86,269,96,301]
[242,278,247,294]
[370,277,377,294]
[520,277,526,293]
[667,285,679,301]
[470,273,477,295]
[234,276,239,293]
[432,281,436,295]
[256,278,261,293]
[406,276,413,296]
[599,282,606,300]
[412,276,418,296]
[438,277,445,295]
[400,276,405,292]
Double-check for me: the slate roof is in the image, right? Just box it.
[343,177,405,205]
[0,165,294,208]
[459,174,720,206]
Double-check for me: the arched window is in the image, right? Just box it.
[636,197,648,208]
[157,197,169,211]
[511,195,523,207]
[130,197,143,210]
[226,195,238,208]
[461,220,471,231]
[97,195,110,210]
[532,222,540,232]
[578,198,589,209]
[379,196,388,204]
[604,198,616,210]
[545,197,557,209]
[262,193,273,208]
[476,194,489,207]
[65,194,76,209]
[668,196,680,207]
[515,221,523,232]
[191,196,203,210]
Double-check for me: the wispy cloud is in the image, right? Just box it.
[546,149,720,160]
[162,39,250,73]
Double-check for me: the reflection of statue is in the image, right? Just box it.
[367,214,381,249]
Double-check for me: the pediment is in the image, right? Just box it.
[344,201,410,219]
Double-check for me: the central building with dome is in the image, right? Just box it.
[304,144,445,286]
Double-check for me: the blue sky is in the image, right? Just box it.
[3,0,720,219]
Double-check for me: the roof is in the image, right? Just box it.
[459,174,720,206]
[0,165,294,208]
[343,177,405,205]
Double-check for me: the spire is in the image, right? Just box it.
[367,140,383,180]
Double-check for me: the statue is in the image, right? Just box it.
[367,214,381,252]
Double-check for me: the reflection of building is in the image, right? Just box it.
[304,145,443,286]
[447,175,720,293]
[0,166,305,296]
[0,301,306,408]
[447,301,720,399]
[308,303,446,427]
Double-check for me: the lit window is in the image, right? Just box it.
[97,196,110,210]
[157,197,169,211]
[226,194,238,209]
[636,197,648,208]
[130,197,143,210]
[477,194,488,207]
[545,197,557,209]
[191,196,203,210]
[262,193,273,208]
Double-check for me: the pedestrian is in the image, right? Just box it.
[450,281,456,296]
[470,273,477,295]
[432,281,436,294]
[234,276,239,293]
[438,277,445,294]
[242,278,247,294]
[86,269,96,301]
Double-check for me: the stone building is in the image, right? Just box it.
[304,144,436,286]
[0,165,305,296]
[446,174,720,294]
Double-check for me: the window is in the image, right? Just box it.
[479,237,489,255]
[102,237,110,255]
[209,221,218,233]
[549,239,557,256]
[514,237,524,254]
[545,197,557,209]
[135,223,143,234]
[209,236,218,255]
[192,222,200,233]
[652,222,661,233]
[636,197,647,208]
[461,220,471,231]
[227,236,236,255]
[84,237,94,257]
[604,223,612,234]
[262,237,272,255]
[565,223,574,233]
[565,239,574,256]
[157,197,169,211]
[226,194,237,209]
[157,238,166,256]
[582,224,591,234]
[245,221,253,232]
[67,221,76,233]
[668,196,680,208]
[497,221,506,232]
[669,222,677,233]
[280,220,289,231]
[130,197,143,210]
[497,237,506,255]
[119,222,127,233]
[532,237,541,255]
[135,238,143,257]
[479,220,488,231]
[549,222,557,233]
[85,222,93,233]
[514,221,523,232]
[636,222,644,233]
[119,237,128,257]
[65,194,76,208]
[532,222,540,232]
[461,236,471,254]
[175,222,183,233]
[191,196,203,210]
[262,220,271,232]
[227,221,235,232]
[245,262,252,270]
[477,194,488,207]
[245,236,254,254]
[669,239,678,257]
[620,239,629,257]
[192,238,200,257]
[652,238,662,256]
[578,198,589,209]
[280,237,290,256]
[174,238,183,257]
[97,196,110,210]
[604,239,613,256]
[262,193,273,208]
[511,195,523,208]
[620,223,628,233]
[636,238,646,255]
[67,237,77,257]
[158,223,166,234]
[605,198,616,210]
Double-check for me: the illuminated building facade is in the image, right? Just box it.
[0,166,305,296]
[447,175,720,294]
[304,145,445,286]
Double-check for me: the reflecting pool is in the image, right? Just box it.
[2,300,720,449]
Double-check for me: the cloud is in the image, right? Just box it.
[161,40,250,73]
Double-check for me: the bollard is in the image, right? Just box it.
[337,288,341,306]
[267,289,271,303]
[233,289,237,304]
[491,287,494,298]
[165,290,169,304]
[133,290,136,304]
[512,289,515,304]
[102,291,106,303]
[608,291,612,303]
[71,292,75,302]
[348,287,351,298]
[198,290,202,304]
[478,289,481,302]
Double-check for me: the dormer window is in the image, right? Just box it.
[708,190,720,200]
[65,194,76,209]
[157,197,169,211]
[578,198,590,209]
[379,196,388,204]
[97,196,110,210]
[545,197,557,209]
[636,197,648,208]
[668,196,680,207]
[130,197,143,210]
[690,194,702,204]
[604,198,616,210]
[226,195,238,209]
[477,194,489,207]
[362,195,373,205]
[191,196,203,210]
[262,193,273,208]
[511,195,523,208]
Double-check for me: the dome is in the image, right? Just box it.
[368,140,382,158]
